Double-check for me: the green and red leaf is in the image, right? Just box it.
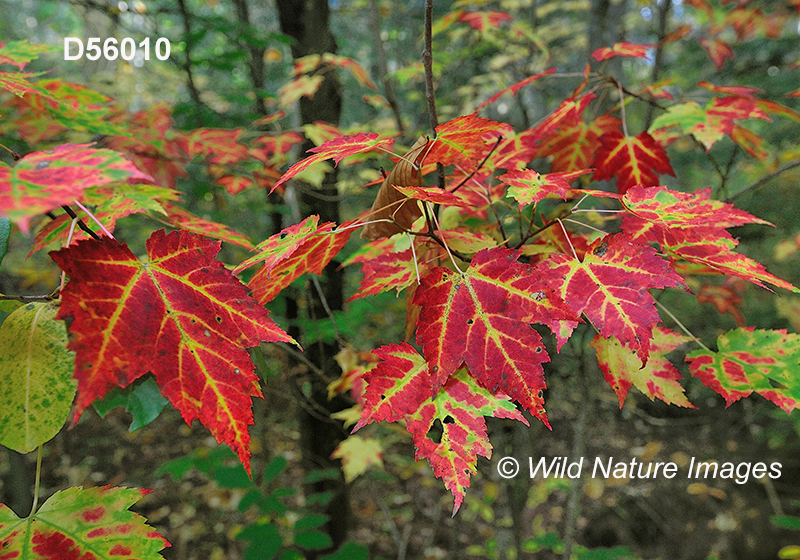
[272,133,394,193]
[354,343,527,515]
[591,327,694,408]
[591,42,655,61]
[51,230,294,473]
[687,328,800,413]
[348,249,416,301]
[246,221,351,305]
[0,144,152,234]
[499,168,592,208]
[0,40,57,70]
[425,114,511,172]
[0,485,169,559]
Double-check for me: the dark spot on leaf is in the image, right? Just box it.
[380,394,386,400]
[432,366,439,373]
[593,241,608,258]
[467,319,473,325]
[35,160,51,170]
[537,390,543,398]
[443,415,454,424]
[216,316,222,323]
[280,232,288,239]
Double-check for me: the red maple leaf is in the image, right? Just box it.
[476,68,555,111]
[591,327,694,408]
[591,42,655,61]
[353,343,527,515]
[241,217,352,304]
[620,186,798,292]
[413,246,576,424]
[537,234,687,363]
[425,114,511,172]
[538,114,621,173]
[0,144,152,234]
[348,249,416,301]
[51,230,294,474]
[271,133,394,193]
[592,130,675,194]
[458,10,513,32]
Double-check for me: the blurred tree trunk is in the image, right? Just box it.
[275,0,349,554]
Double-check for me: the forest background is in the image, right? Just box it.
[1,0,800,559]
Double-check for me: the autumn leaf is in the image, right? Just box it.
[161,201,254,250]
[425,114,511,172]
[0,143,153,234]
[331,435,384,483]
[538,234,687,364]
[591,327,694,408]
[30,183,178,255]
[538,114,621,173]
[361,136,432,240]
[0,40,57,70]
[353,343,527,514]
[243,219,351,305]
[458,10,513,31]
[0,302,76,453]
[620,186,798,292]
[699,37,734,70]
[409,367,528,515]
[348,249,416,301]
[687,328,800,413]
[476,68,555,111]
[51,230,294,474]
[591,42,655,61]
[272,133,394,193]
[592,130,675,194]
[499,168,592,208]
[0,486,169,559]
[414,247,576,423]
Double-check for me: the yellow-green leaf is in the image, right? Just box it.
[0,301,75,453]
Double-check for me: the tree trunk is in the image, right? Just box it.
[275,0,349,554]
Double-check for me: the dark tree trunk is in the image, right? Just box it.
[275,0,349,554]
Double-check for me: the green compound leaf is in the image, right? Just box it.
[0,301,75,453]
[687,327,800,413]
[0,485,169,559]
[92,376,169,433]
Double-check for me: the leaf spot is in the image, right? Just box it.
[203,329,211,337]
[467,319,474,325]
[234,368,240,374]
[443,415,455,424]
[593,241,608,258]
[531,291,545,301]
[35,160,51,170]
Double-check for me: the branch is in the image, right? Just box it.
[422,0,446,191]
[727,159,800,202]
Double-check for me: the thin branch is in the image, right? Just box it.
[655,300,711,352]
[59,206,102,241]
[727,159,800,202]
[617,80,629,137]
[0,293,55,302]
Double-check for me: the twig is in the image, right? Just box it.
[422,0,446,192]
[727,159,800,202]
[58,206,102,241]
